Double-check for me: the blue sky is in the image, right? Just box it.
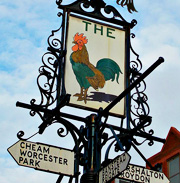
[1,0,180,182]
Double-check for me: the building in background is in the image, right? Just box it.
[147,127,180,183]
[113,127,179,183]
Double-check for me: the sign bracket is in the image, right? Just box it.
[101,57,164,117]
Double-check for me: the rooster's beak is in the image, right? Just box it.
[72,41,76,44]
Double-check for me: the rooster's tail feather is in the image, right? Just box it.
[96,58,122,83]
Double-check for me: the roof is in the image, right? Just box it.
[147,127,180,164]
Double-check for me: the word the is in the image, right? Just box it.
[82,20,116,39]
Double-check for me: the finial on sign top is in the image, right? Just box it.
[116,0,138,13]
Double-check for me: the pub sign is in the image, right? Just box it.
[65,15,127,117]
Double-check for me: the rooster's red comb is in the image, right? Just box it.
[74,33,88,44]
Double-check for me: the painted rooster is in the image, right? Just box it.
[70,33,122,103]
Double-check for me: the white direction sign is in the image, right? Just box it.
[8,140,74,176]
[99,152,131,183]
[119,164,170,183]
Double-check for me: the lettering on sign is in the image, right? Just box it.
[119,164,170,183]
[8,140,74,176]
[65,15,126,117]
[19,141,68,167]
[99,153,131,183]
[82,20,116,39]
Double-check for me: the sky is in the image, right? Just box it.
[1,0,180,182]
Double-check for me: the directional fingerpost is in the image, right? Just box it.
[8,140,74,176]
[99,152,131,183]
[119,164,170,183]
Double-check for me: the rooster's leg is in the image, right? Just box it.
[84,88,88,104]
[73,87,84,101]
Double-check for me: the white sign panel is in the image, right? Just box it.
[8,140,74,176]
[119,164,169,183]
[99,152,131,183]
[65,15,126,117]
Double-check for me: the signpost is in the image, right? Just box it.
[99,153,131,183]
[10,0,167,183]
[8,140,74,176]
[119,164,170,183]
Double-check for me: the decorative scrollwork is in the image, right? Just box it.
[17,131,38,141]
[56,0,132,27]
[57,127,69,137]
[148,140,154,146]
[131,89,150,118]
[48,25,63,52]
[129,32,154,147]
[130,33,149,119]
[103,5,126,21]
[53,118,88,150]
[30,13,64,108]
[17,131,25,140]
[130,33,142,72]
[149,129,154,135]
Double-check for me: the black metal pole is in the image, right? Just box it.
[131,142,154,170]
[80,114,98,183]
[102,57,164,116]
[16,101,87,123]
[104,123,166,144]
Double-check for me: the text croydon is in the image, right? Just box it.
[119,164,165,183]
[19,141,68,167]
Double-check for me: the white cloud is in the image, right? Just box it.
[0,163,58,183]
